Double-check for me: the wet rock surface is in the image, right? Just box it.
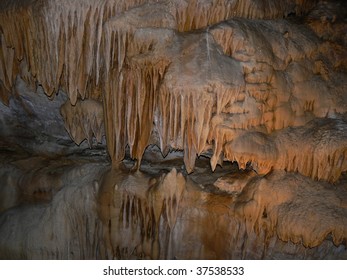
[0,143,346,259]
[0,0,347,259]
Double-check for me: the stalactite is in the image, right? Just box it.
[274,118,347,182]
[0,0,152,105]
[157,87,215,173]
[1,0,347,262]
[60,99,105,147]
[0,34,17,105]
[0,0,346,181]
[174,0,318,32]
[222,118,347,182]
[0,0,320,105]
[103,55,170,165]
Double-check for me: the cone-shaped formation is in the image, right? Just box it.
[60,99,105,147]
[0,0,346,181]
[223,118,347,182]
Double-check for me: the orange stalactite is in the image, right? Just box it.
[0,0,346,181]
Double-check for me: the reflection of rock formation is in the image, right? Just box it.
[97,166,347,259]
[0,145,347,259]
[0,0,347,260]
[0,152,108,259]
[98,168,186,259]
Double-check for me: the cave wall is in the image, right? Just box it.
[3,0,346,176]
[0,0,347,259]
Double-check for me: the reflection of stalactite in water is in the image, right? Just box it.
[98,168,186,259]
[146,168,185,259]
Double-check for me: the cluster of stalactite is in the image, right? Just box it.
[0,0,346,183]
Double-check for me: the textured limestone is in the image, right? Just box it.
[1,0,345,180]
[0,0,347,260]
[60,99,105,147]
[224,118,347,182]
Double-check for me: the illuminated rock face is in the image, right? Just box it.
[0,0,347,259]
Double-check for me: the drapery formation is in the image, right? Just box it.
[1,0,346,182]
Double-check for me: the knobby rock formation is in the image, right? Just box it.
[0,0,346,259]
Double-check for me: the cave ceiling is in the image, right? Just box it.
[0,0,347,260]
